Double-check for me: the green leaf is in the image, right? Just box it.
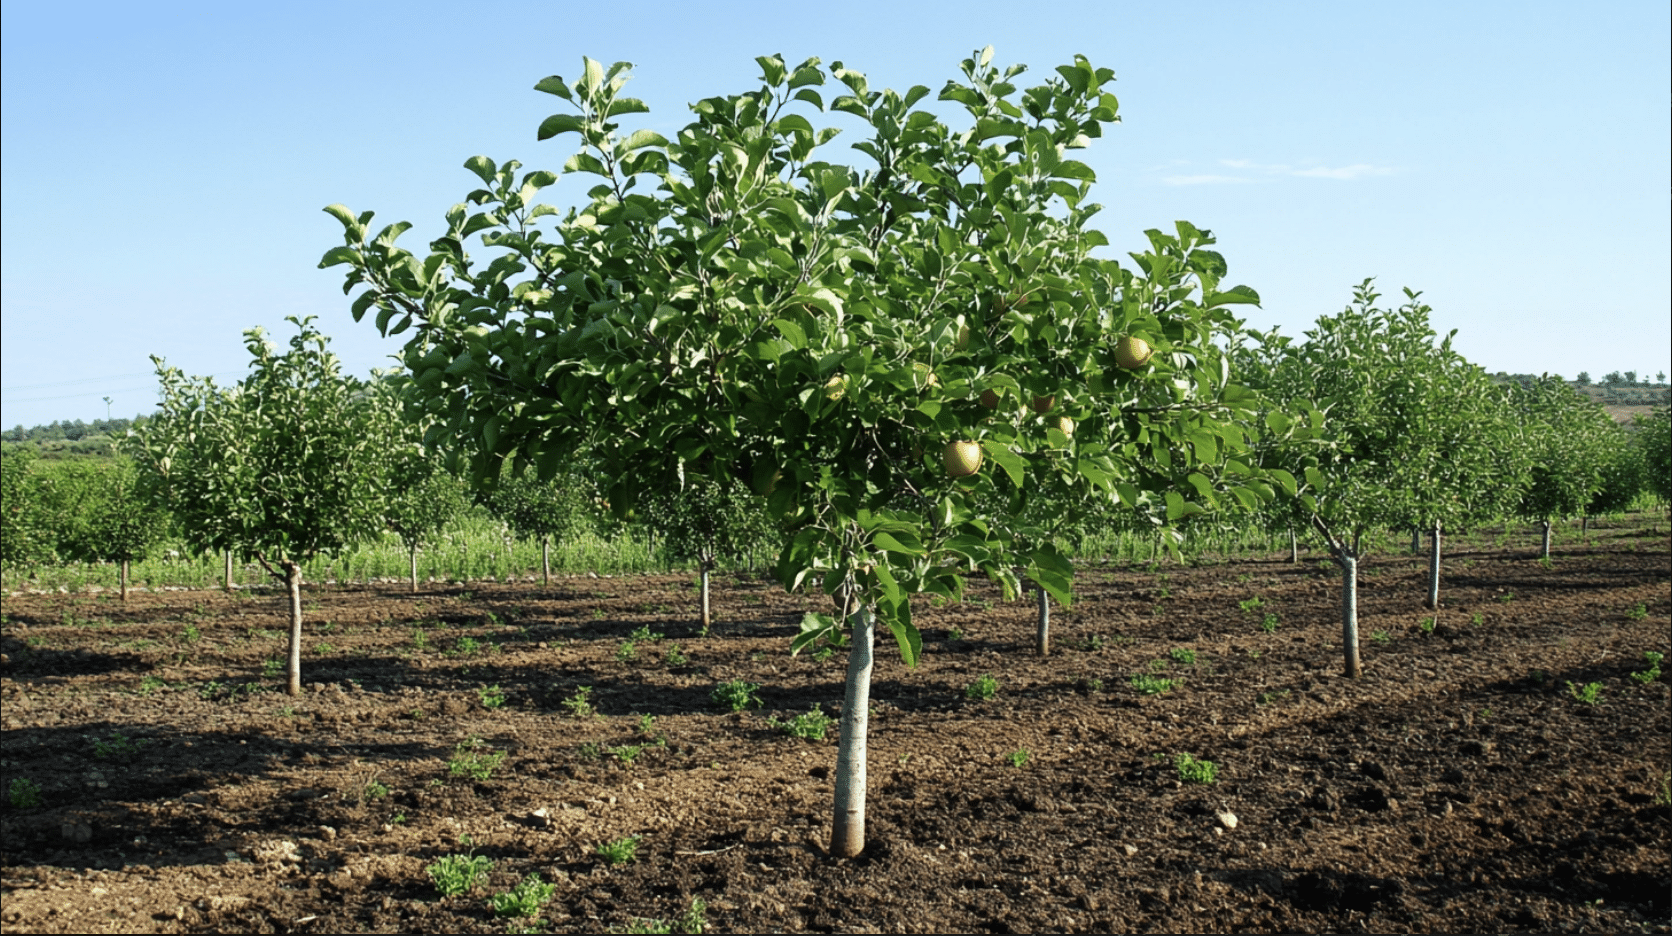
[537,114,587,141]
[605,98,650,117]
[755,55,787,87]
[463,156,497,185]
[1269,468,1298,498]
[790,612,837,656]
[1204,285,1261,307]
[982,441,1024,487]
[564,152,610,178]
[533,75,574,101]
[619,128,669,153]
[318,246,362,269]
[872,531,924,555]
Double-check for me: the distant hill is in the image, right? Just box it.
[0,417,150,461]
[1488,372,1670,426]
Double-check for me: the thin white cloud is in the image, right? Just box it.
[1290,163,1395,180]
[1162,174,1251,186]
[1202,158,1396,180]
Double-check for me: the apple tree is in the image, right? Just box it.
[1636,406,1671,511]
[1506,374,1620,558]
[1237,281,1525,674]
[126,317,392,695]
[0,448,67,569]
[322,48,1274,857]
[375,375,469,592]
[640,475,776,633]
[61,458,171,600]
[489,468,593,586]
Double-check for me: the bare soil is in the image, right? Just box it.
[2,523,1669,934]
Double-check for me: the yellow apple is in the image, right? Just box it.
[912,362,941,389]
[823,374,848,401]
[944,441,983,477]
[1053,416,1074,437]
[1114,336,1153,369]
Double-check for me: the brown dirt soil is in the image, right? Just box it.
[2,524,1669,934]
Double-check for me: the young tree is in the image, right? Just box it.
[1507,375,1619,558]
[323,48,1275,858]
[127,317,391,695]
[0,448,61,570]
[62,459,170,599]
[1636,406,1671,510]
[490,469,593,586]
[1238,282,1526,675]
[641,475,776,632]
[372,373,468,592]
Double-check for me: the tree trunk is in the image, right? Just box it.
[410,544,419,594]
[224,550,233,593]
[699,560,712,635]
[1425,522,1442,610]
[1581,515,1588,538]
[284,561,304,696]
[1340,551,1361,678]
[1035,584,1050,656]
[831,605,876,858]
[1289,526,1298,564]
[120,558,129,601]
[1540,519,1553,560]
[541,535,551,586]
[1409,528,1420,553]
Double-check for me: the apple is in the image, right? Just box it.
[823,374,848,401]
[979,389,1001,409]
[944,441,983,477]
[954,324,971,349]
[1053,416,1074,437]
[1114,336,1153,369]
[912,362,941,389]
[1032,395,1056,414]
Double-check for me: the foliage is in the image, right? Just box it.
[448,738,507,780]
[426,853,493,896]
[1241,281,1526,537]
[1506,375,1619,525]
[8,777,43,808]
[1566,681,1603,705]
[1130,673,1182,695]
[1631,651,1663,684]
[491,873,556,917]
[964,673,999,700]
[322,47,1274,672]
[596,835,642,865]
[710,679,762,711]
[1,448,75,566]
[125,317,392,568]
[490,468,595,551]
[1175,752,1217,784]
[1635,407,1671,506]
[768,706,834,740]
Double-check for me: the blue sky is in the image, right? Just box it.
[3,0,1668,429]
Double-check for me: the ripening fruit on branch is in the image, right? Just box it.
[1032,395,1056,414]
[1053,416,1074,438]
[979,389,1001,409]
[1114,336,1153,369]
[943,441,983,477]
[823,374,848,401]
[912,362,941,389]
